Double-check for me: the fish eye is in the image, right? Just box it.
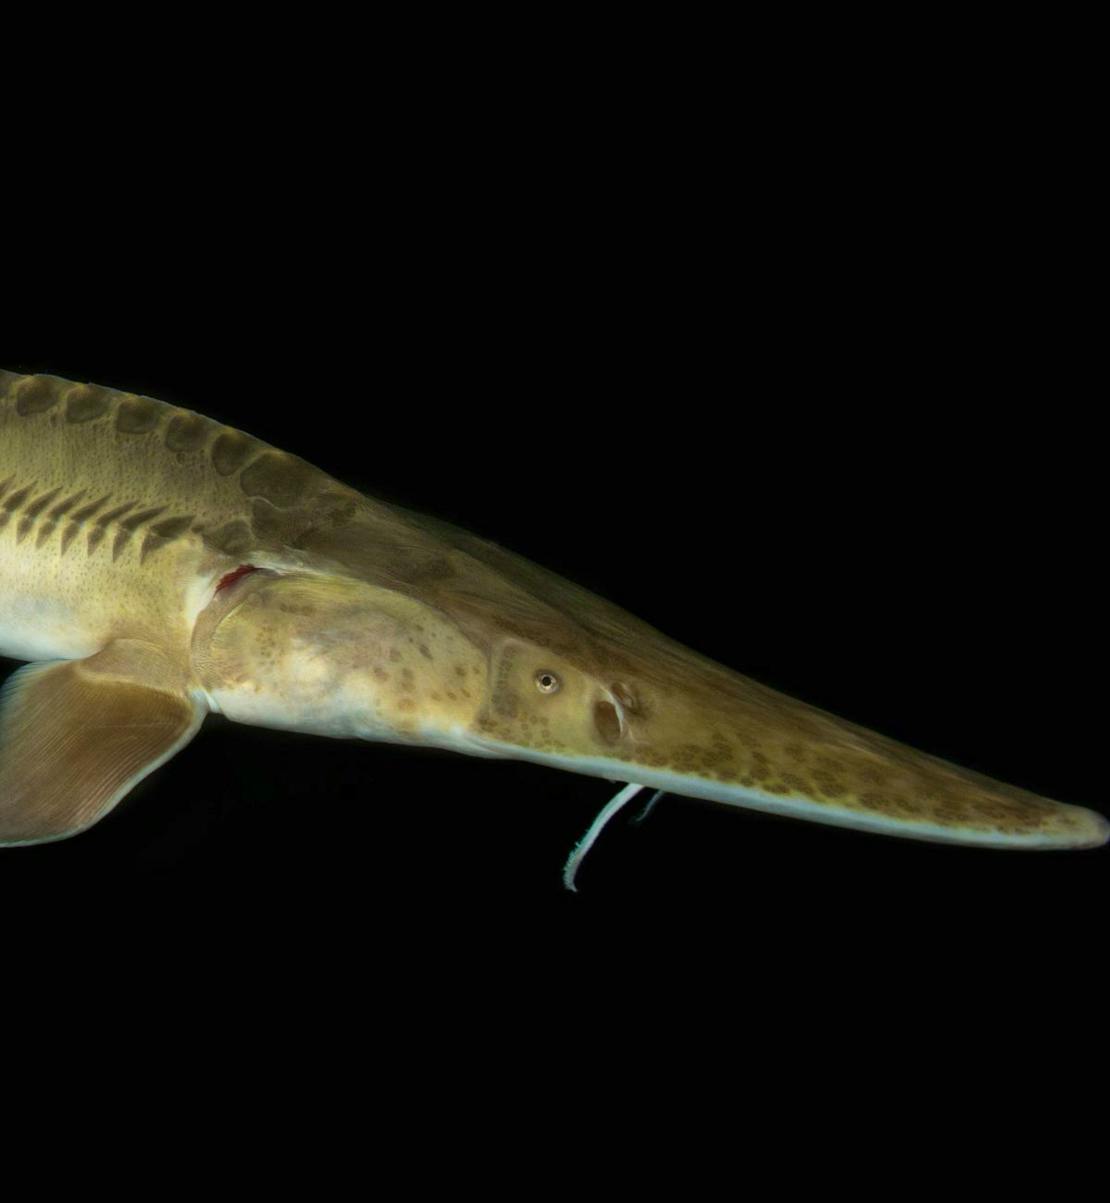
[535,670,561,695]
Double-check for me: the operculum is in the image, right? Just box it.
[191,570,487,744]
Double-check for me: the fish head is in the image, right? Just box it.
[193,503,1108,851]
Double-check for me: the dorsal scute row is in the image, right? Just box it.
[1,370,357,562]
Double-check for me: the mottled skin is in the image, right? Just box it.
[0,368,1106,851]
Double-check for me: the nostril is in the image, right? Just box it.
[594,699,622,744]
[611,682,638,713]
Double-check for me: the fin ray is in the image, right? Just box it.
[0,649,203,845]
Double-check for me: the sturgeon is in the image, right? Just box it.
[1,368,1106,878]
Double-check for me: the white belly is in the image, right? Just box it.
[0,613,99,662]
[0,570,102,662]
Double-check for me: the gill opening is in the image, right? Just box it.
[215,563,260,593]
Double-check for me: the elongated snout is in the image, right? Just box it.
[465,638,1108,851]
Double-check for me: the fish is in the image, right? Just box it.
[1,367,1106,884]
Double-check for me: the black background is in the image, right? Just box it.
[1,53,1103,1058]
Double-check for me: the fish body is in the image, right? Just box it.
[1,368,1106,861]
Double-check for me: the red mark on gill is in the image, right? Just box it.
[216,564,259,593]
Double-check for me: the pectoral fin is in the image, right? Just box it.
[0,643,204,846]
